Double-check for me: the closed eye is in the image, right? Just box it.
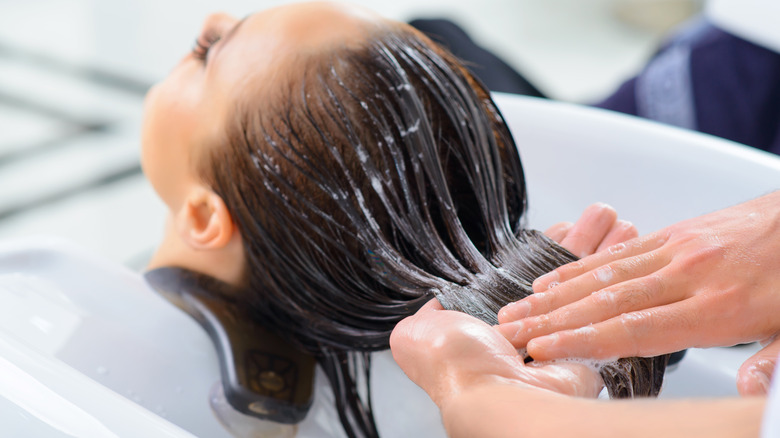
[192,27,222,62]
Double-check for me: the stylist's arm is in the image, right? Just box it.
[498,191,780,395]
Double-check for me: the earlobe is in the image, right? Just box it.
[176,187,235,250]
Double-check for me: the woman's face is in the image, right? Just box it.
[141,2,383,210]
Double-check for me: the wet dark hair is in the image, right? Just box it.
[203,23,669,438]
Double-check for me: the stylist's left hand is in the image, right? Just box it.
[497,193,780,396]
[390,299,603,408]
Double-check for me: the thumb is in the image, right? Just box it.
[737,335,780,396]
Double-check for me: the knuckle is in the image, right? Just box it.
[548,307,574,328]
[606,242,628,255]
[536,313,551,328]
[528,293,555,314]
[617,311,650,354]
[607,259,633,278]
[614,284,654,314]
[530,313,556,333]
[593,256,643,282]
[592,288,617,308]
[650,229,673,247]
[681,243,726,268]
[666,305,699,334]
[570,325,598,344]
[643,272,666,296]
[592,265,615,284]
[713,284,742,304]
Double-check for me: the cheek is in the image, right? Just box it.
[140,80,199,209]
[141,86,172,200]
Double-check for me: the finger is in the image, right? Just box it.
[524,295,711,361]
[559,203,618,259]
[596,220,638,252]
[528,362,605,398]
[737,334,780,396]
[544,221,573,244]
[500,265,676,347]
[532,230,669,293]
[499,249,669,325]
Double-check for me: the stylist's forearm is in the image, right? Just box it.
[440,382,765,438]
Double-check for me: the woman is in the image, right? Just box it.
[140,3,667,437]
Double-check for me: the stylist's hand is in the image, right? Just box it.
[498,192,780,396]
[543,202,637,259]
[390,300,603,409]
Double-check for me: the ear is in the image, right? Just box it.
[175,186,235,250]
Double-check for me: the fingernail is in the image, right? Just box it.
[749,368,771,395]
[535,271,559,287]
[504,301,531,319]
[530,333,559,353]
[497,322,525,342]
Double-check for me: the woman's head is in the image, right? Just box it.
[141,2,389,285]
[142,3,667,436]
[142,1,528,350]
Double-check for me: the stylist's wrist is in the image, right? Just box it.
[438,378,583,438]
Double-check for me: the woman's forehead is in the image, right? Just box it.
[235,2,383,56]
[206,3,386,101]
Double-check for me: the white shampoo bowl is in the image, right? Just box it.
[495,93,780,398]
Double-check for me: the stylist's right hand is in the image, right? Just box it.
[497,191,780,396]
[391,299,602,409]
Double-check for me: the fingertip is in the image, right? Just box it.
[496,305,513,324]
[528,327,606,362]
[596,220,638,253]
[612,220,638,243]
[587,202,617,222]
[527,333,561,361]
[599,202,617,212]
[544,221,574,244]
[737,364,772,396]
[532,271,559,293]
[496,322,523,346]
[737,336,780,396]
[418,298,444,314]
[618,219,638,236]
[497,300,531,323]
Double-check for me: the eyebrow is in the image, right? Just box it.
[212,15,250,61]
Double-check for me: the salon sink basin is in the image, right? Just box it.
[1,94,779,436]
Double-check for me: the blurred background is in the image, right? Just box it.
[0,0,703,269]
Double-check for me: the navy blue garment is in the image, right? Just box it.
[596,20,780,156]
